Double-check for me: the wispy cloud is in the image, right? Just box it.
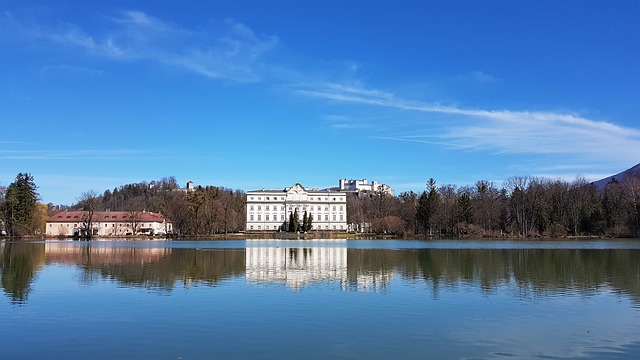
[7,11,278,82]
[300,83,640,167]
[320,114,378,131]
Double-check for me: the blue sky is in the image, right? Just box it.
[1,0,639,205]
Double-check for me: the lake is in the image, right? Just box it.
[1,239,639,359]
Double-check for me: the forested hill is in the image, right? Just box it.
[592,163,640,190]
[69,176,246,235]
[70,176,181,212]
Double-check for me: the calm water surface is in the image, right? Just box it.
[1,239,639,359]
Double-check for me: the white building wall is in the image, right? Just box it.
[46,219,172,237]
[246,183,347,231]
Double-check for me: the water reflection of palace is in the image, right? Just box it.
[246,247,348,289]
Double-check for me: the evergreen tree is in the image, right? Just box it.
[292,208,300,232]
[308,213,313,231]
[457,192,474,224]
[302,211,308,232]
[416,178,440,235]
[288,211,295,232]
[4,173,39,236]
[416,191,429,234]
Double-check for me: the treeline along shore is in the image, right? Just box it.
[1,173,639,239]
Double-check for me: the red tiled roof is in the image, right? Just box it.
[47,211,169,223]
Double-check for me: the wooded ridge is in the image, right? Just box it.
[1,168,639,238]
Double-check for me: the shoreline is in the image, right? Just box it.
[0,233,627,241]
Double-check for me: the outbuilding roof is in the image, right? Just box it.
[47,211,169,223]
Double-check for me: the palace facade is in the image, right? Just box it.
[46,211,173,237]
[246,183,347,231]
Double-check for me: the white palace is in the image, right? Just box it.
[246,183,347,231]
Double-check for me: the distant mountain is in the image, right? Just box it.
[592,162,640,190]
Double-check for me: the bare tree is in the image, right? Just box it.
[567,176,589,236]
[0,184,6,235]
[127,211,142,235]
[437,184,457,235]
[346,194,365,232]
[623,177,640,235]
[396,191,418,236]
[77,190,99,239]
[603,180,628,236]
[472,180,504,235]
[372,215,405,235]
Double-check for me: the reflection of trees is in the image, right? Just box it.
[79,248,246,291]
[347,248,640,300]
[347,249,397,291]
[2,244,640,303]
[71,246,640,299]
[0,243,45,304]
